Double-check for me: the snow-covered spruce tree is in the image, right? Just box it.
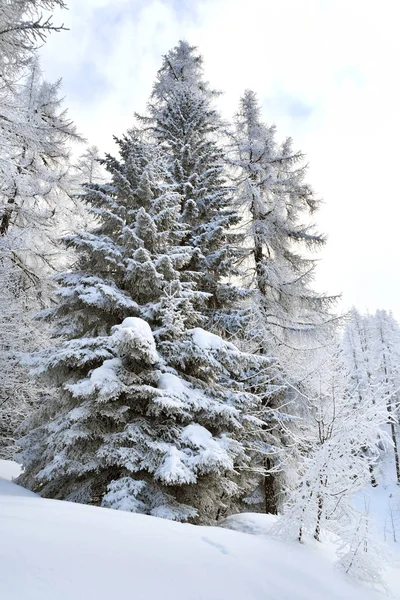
[139,41,247,334]
[18,128,276,523]
[143,44,296,515]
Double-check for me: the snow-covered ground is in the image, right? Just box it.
[354,444,400,548]
[1,461,398,600]
[0,458,22,481]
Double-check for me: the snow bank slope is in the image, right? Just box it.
[0,491,386,600]
[0,479,37,497]
[0,459,21,480]
[0,460,36,497]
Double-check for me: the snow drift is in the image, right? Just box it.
[0,473,391,600]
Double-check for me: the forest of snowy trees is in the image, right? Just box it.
[1,0,400,585]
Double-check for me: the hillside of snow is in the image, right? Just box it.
[1,462,398,600]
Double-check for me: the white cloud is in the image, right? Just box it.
[39,0,400,318]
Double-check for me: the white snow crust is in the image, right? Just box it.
[111,316,158,363]
[0,459,21,480]
[157,372,187,395]
[0,459,396,600]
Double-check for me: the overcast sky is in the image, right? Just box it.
[39,0,400,319]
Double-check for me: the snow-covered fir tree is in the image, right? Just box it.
[140,41,247,334]
[18,127,278,523]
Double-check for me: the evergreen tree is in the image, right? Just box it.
[18,128,276,523]
[140,41,247,334]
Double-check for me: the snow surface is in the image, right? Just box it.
[220,511,277,536]
[181,423,214,448]
[111,316,159,363]
[191,327,237,352]
[0,479,38,498]
[158,372,187,395]
[118,316,153,336]
[0,459,21,481]
[68,357,122,399]
[0,460,37,498]
[0,459,395,600]
[1,460,399,599]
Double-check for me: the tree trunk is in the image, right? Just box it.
[369,463,378,488]
[379,325,400,486]
[387,400,400,485]
[314,494,323,541]
[264,457,278,514]
[1,154,24,236]
[0,197,15,236]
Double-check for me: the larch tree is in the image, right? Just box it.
[342,308,380,487]
[343,309,400,486]
[227,90,339,513]
[0,59,80,242]
[0,0,69,211]
[18,127,277,523]
[371,310,400,485]
[229,90,336,350]
[0,2,82,458]
[0,262,50,459]
[0,0,67,83]
[342,309,375,405]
